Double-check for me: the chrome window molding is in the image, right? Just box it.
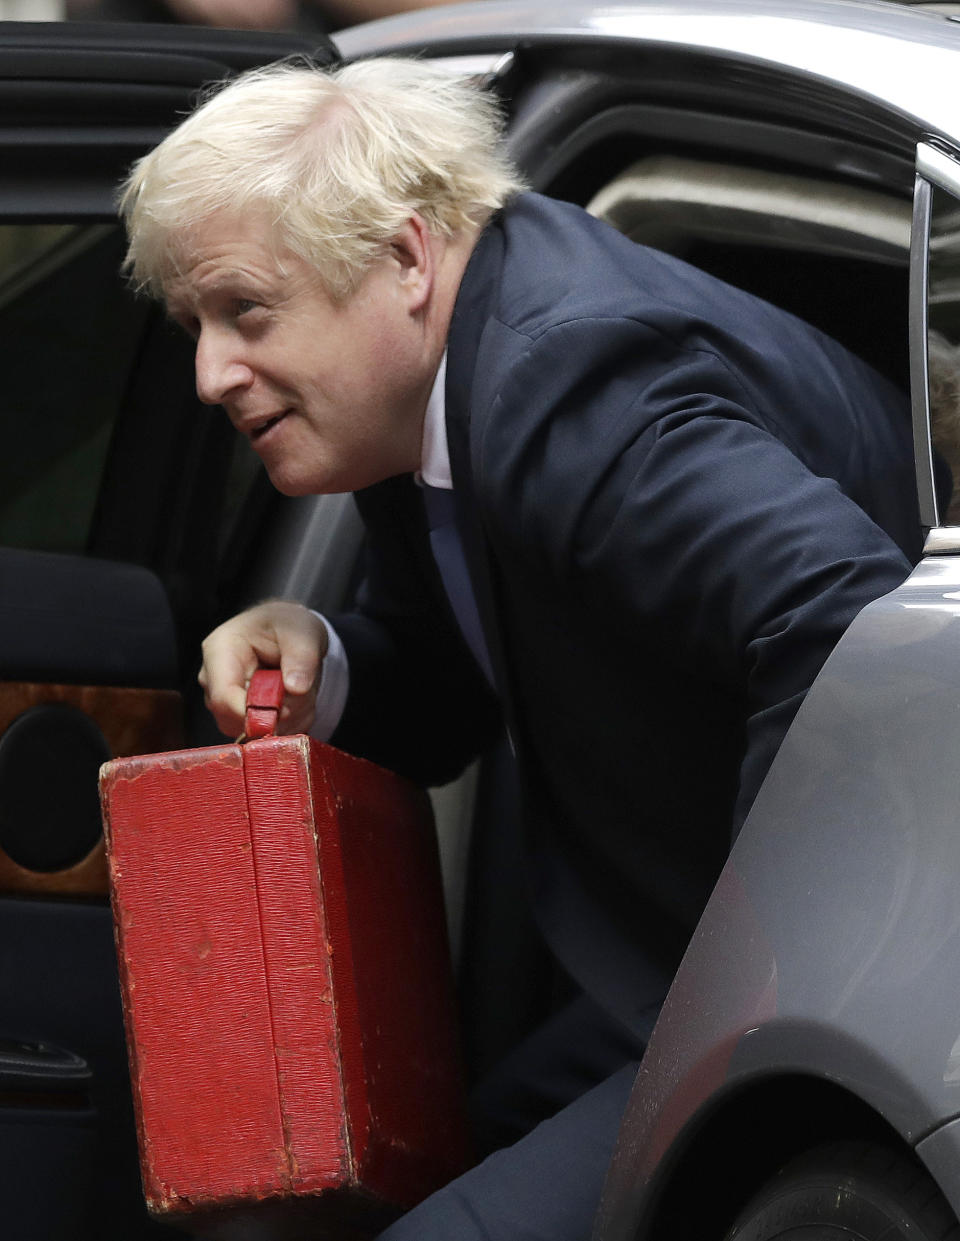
[918,143,960,199]
[910,162,938,529]
[911,140,960,547]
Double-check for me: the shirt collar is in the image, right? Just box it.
[418,351,452,490]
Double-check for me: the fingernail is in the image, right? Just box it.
[286,671,310,694]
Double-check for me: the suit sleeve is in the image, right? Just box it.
[328,475,502,787]
[473,314,914,831]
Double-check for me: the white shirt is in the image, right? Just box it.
[418,353,452,489]
[311,356,450,740]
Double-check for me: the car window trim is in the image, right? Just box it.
[914,141,960,552]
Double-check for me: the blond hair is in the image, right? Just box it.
[119,57,525,300]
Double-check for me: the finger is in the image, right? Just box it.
[271,610,328,700]
[200,628,262,736]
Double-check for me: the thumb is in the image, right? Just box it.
[276,613,328,697]
[281,661,314,696]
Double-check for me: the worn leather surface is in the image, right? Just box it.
[100,735,469,1232]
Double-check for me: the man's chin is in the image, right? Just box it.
[263,460,345,497]
[262,455,408,496]
[265,469,323,497]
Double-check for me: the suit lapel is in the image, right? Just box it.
[444,216,519,737]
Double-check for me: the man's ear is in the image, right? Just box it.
[390,213,434,314]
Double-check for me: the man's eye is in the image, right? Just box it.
[234,299,258,317]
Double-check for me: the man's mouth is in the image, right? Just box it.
[249,410,289,442]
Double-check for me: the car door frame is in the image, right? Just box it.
[594,133,960,1241]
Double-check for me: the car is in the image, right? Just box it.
[3,1,960,1237]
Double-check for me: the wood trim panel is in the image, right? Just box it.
[0,683,183,897]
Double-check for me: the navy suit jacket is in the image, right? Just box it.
[332,193,919,1034]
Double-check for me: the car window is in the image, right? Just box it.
[928,183,960,354]
[588,155,910,263]
[0,223,149,554]
[916,154,960,529]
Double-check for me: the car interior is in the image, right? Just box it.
[0,29,925,1240]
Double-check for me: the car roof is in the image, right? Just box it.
[335,0,960,152]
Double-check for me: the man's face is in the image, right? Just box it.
[164,213,431,495]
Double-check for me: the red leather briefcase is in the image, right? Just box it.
[99,671,470,1239]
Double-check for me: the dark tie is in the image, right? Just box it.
[421,485,495,688]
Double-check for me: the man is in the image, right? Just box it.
[119,57,920,1238]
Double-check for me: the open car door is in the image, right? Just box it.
[0,23,338,1239]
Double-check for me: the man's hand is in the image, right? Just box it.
[198,601,329,738]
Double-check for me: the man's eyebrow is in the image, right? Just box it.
[204,269,259,289]
[165,269,267,314]
[175,267,267,300]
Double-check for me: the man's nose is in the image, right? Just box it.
[194,330,253,406]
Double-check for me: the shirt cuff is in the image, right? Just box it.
[309,612,349,742]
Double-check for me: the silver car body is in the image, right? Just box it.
[342,2,960,1236]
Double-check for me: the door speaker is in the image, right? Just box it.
[0,683,181,896]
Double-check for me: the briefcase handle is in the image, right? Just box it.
[244,669,285,740]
